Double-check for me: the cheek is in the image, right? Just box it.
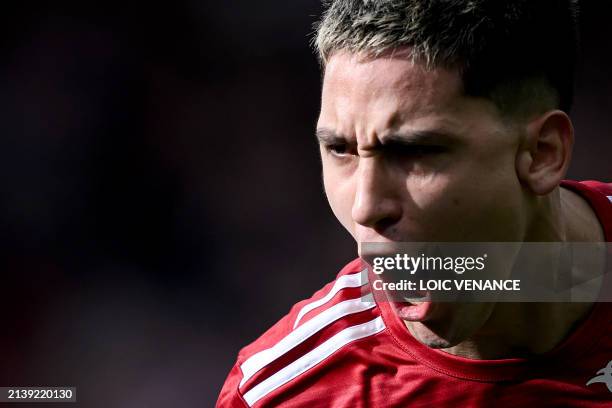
[442,164,524,239]
[403,157,523,241]
[405,173,451,209]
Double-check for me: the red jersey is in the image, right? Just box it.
[217,180,612,407]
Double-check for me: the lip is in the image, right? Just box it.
[392,300,435,322]
[358,242,404,259]
[402,289,430,301]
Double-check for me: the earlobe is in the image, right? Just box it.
[514,110,574,196]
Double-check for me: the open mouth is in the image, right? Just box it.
[401,289,430,302]
[392,299,435,322]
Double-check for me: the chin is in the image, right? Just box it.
[405,321,464,349]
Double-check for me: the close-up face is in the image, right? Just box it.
[316,50,533,348]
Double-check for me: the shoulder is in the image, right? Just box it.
[216,258,385,407]
[561,179,612,239]
[561,179,612,202]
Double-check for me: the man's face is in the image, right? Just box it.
[317,50,528,348]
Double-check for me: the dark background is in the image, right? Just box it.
[0,1,609,406]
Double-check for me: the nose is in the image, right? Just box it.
[351,157,402,230]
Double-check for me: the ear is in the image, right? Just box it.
[515,110,574,195]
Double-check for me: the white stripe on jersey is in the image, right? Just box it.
[239,296,376,388]
[607,195,612,203]
[293,269,368,329]
[243,316,386,407]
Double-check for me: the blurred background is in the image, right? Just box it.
[0,1,609,406]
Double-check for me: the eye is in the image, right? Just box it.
[325,143,351,157]
[389,144,447,158]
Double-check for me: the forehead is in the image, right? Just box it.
[318,51,482,138]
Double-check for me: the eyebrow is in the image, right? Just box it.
[315,128,347,145]
[315,127,460,146]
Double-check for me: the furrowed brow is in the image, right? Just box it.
[382,130,460,146]
[315,128,461,148]
[315,128,348,145]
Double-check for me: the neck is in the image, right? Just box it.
[441,185,605,359]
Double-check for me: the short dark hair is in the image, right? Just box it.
[314,0,580,118]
